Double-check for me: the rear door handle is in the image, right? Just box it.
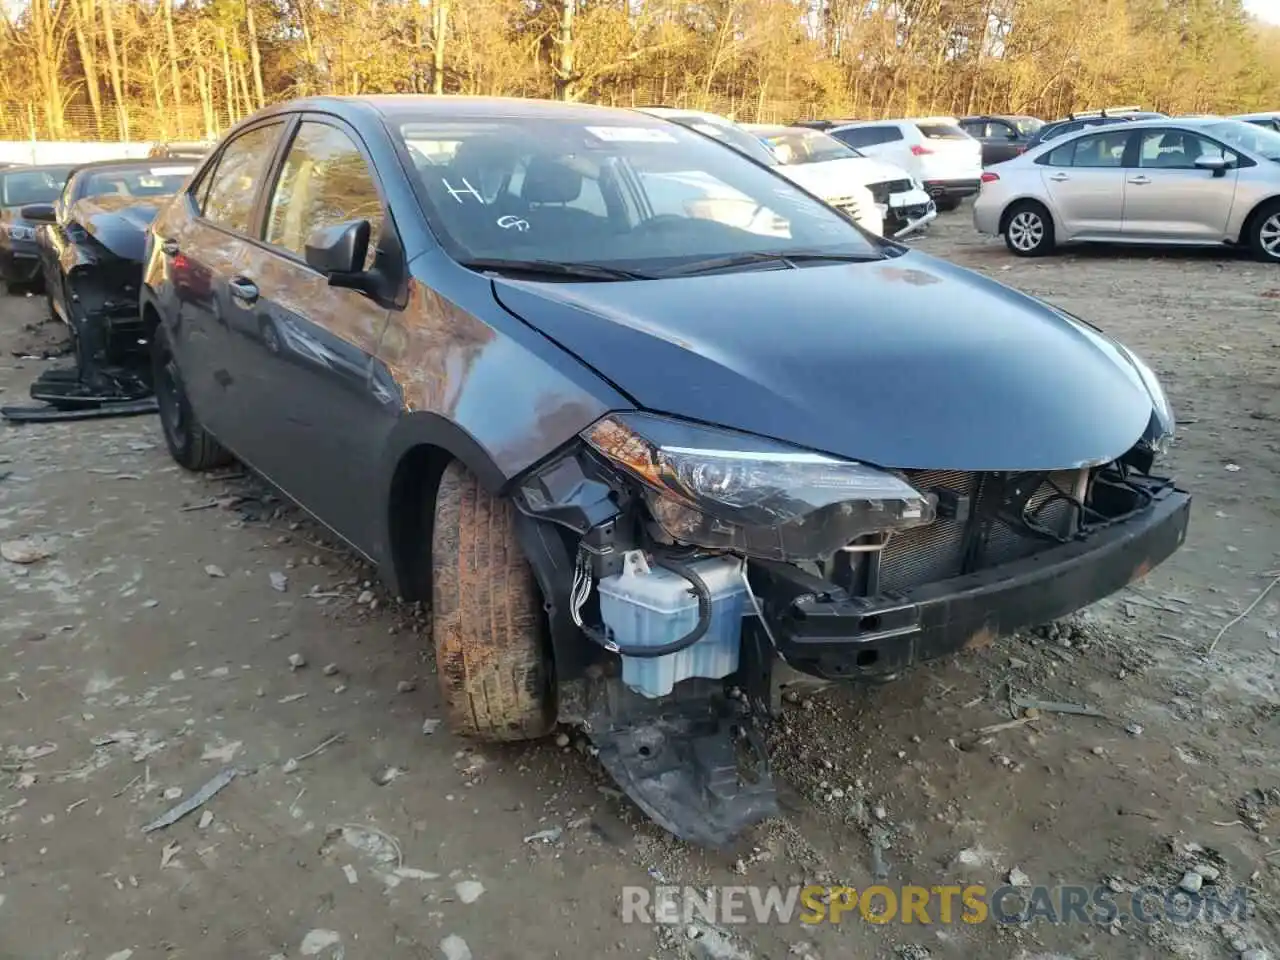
[229,277,259,305]
[1048,173,1069,182]
[160,238,180,256]
[1128,176,1151,185]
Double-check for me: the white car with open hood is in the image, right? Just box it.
[746,123,937,238]
[635,107,885,236]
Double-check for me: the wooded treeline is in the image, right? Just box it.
[1,0,1277,142]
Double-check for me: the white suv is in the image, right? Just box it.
[823,118,983,210]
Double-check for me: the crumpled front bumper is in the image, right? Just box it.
[750,485,1192,681]
[884,189,938,238]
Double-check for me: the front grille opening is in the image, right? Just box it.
[855,649,879,667]
[877,468,1087,594]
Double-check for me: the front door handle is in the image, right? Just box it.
[1048,173,1070,182]
[160,238,180,256]
[229,277,259,305]
[1128,175,1151,185]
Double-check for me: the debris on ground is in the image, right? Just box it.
[371,764,405,786]
[300,929,342,956]
[440,934,472,960]
[141,767,237,833]
[1,536,55,564]
[1010,696,1104,717]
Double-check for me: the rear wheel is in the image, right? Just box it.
[429,460,554,741]
[151,326,232,471]
[1248,199,1280,263]
[1003,201,1055,257]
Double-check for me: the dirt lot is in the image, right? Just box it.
[2,211,1279,960]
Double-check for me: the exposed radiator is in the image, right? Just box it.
[877,469,1083,594]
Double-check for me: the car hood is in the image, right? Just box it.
[781,157,914,191]
[491,250,1156,472]
[69,193,172,262]
[774,161,876,201]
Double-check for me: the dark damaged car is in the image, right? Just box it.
[2,159,195,421]
[0,163,75,289]
[140,97,1191,845]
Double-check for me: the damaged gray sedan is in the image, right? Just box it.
[138,96,1191,847]
[1,159,195,422]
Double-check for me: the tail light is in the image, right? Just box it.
[981,172,1000,183]
[910,144,934,156]
[1016,145,1028,154]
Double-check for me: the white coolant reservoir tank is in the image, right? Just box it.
[596,550,748,699]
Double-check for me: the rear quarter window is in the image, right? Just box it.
[915,122,969,139]
[832,126,903,148]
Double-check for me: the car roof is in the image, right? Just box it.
[831,116,958,128]
[251,94,665,126]
[0,162,79,174]
[67,157,194,174]
[743,123,798,136]
[1233,111,1280,120]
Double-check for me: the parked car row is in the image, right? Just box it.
[1,94,1196,846]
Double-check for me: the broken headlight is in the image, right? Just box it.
[1118,345,1174,454]
[582,412,934,562]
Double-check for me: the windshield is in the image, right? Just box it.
[761,129,859,165]
[397,116,883,273]
[78,164,194,200]
[2,166,74,207]
[1206,119,1280,160]
[1014,117,1044,135]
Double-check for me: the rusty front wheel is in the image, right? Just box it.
[430,460,554,741]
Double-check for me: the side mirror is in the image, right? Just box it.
[1006,130,1019,140]
[20,202,55,223]
[304,219,371,283]
[1194,155,1229,177]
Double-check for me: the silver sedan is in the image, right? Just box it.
[973,116,1280,262]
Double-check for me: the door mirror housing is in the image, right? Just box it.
[304,219,371,286]
[20,202,56,223]
[1194,155,1229,177]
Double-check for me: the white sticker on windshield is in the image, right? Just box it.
[152,166,194,176]
[586,126,677,144]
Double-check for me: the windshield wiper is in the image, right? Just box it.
[459,258,653,281]
[660,249,884,277]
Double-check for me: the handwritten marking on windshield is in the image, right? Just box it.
[442,177,484,203]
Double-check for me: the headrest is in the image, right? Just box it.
[522,156,583,204]
[451,137,518,175]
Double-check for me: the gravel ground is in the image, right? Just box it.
[1,209,1279,960]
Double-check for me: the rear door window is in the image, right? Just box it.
[201,122,285,235]
[1069,130,1131,168]
[1042,141,1077,167]
[831,126,902,148]
[915,122,969,140]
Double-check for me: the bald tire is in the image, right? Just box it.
[430,461,554,741]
